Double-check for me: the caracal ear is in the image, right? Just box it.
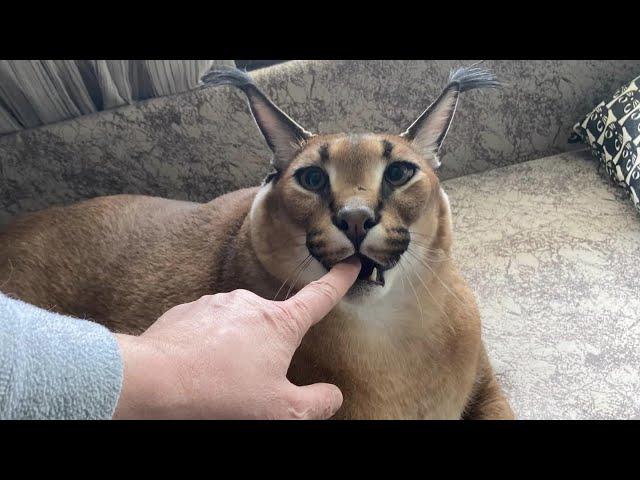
[201,67,313,172]
[400,66,501,169]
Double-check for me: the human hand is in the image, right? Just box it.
[113,257,360,419]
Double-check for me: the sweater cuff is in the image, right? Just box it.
[0,294,123,420]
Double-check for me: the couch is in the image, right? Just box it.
[1,60,639,419]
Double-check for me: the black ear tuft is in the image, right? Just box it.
[201,67,256,91]
[401,66,500,169]
[447,67,502,92]
[201,66,312,171]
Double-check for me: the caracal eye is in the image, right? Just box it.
[296,166,328,192]
[384,162,417,187]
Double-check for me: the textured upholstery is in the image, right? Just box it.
[2,60,640,225]
[445,149,640,419]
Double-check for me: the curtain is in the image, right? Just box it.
[0,60,234,135]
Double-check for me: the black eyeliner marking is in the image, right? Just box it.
[374,199,384,223]
[329,195,339,226]
[380,181,393,201]
[319,144,330,163]
[382,140,394,159]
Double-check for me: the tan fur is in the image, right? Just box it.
[0,133,513,419]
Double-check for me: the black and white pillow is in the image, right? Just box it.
[571,75,640,213]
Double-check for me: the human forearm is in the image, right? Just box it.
[0,293,123,420]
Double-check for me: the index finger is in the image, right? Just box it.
[283,256,360,331]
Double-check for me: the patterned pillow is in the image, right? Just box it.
[570,75,640,213]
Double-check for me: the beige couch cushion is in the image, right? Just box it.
[444,149,640,419]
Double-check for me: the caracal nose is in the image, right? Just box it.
[334,205,377,248]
